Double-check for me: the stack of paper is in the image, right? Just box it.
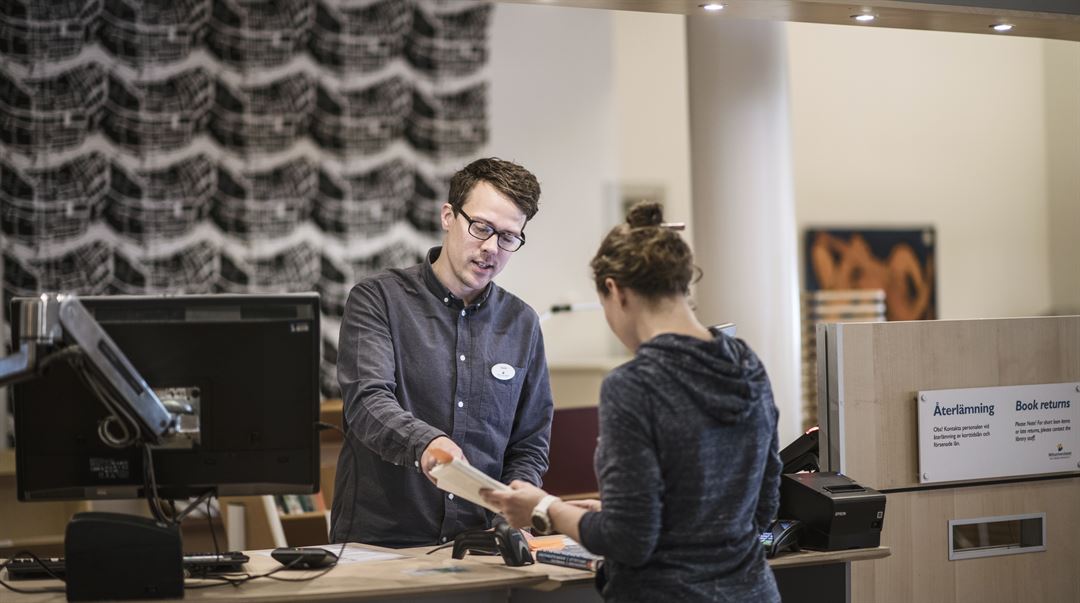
[430,458,510,513]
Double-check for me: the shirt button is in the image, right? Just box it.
[441,536,447,543]
[460,309,466,317]
[457,400,464,408]
[459,354,465,361]
[414,460,420,467]
[448,493,455,500]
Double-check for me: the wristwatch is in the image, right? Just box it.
[530,495,561,535]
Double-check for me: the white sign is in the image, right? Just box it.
[917,382,1080,484]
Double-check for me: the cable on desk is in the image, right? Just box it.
[184,552,339,589]
[206,496,222,559]
[426,542,454,555]
[188,421,354,590]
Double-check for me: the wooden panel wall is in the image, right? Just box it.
[834,316,1080,489]
[828,316,1080,603]
[852,479,1080,603]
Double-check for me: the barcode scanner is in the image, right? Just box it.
[451,517,534,566]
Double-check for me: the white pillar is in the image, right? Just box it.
[687,18,802,447]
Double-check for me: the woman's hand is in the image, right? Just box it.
[481,480,548,529]
[565,498,601,512]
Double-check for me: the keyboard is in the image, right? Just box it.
[4,557,64,580]
[4,551,250,580]
[183,551,250,575]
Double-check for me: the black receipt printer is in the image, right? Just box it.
[65,512,183,601]
[779,472,886,551]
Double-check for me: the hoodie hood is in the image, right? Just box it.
[634,331,770,424]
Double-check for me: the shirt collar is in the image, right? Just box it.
[422,246,493,310]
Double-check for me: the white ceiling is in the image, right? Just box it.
[495,0,1080,42]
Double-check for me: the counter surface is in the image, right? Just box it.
[1,543,890,602]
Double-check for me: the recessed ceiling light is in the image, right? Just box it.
[852,14,876,23]
[991,23,1014,32]
[700,3,725,11]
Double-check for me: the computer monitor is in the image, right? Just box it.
[11,293,321,501]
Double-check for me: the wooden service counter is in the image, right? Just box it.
[2,543,888,603]
[404,543,892,603]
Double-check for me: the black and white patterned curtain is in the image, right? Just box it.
[0,0,491,402]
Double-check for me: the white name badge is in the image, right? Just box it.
[491,363,516,381]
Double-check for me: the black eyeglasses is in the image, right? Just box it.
[457,208,526,252]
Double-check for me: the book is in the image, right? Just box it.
[525,534,568,551]
[535,541,603,572]
[282,494,305,514]
[311,491,327,512]
[429,456,510,513]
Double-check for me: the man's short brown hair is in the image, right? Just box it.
[448,158,541,221]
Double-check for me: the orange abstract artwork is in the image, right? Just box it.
[806,229,936,321]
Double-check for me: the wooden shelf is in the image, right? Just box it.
[180,516,226,553]
[561,492,599,501]
[0,533,65,548]
[0,450,15,476]
[319,400,344,443]
[278,509,328,548]
[279,510,326,522]
[0,533,66,558]
[321,400,343,420]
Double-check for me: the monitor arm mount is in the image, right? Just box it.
[0,293,196,449]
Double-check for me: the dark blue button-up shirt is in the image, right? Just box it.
[330,247,553,547]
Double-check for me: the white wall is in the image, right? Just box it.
[487,5,693,362]
[686,17,803,449]
[486,4,1079,379]
[1044,40,1080,314]
[787,22,1060,319]
[487,4,619,360]
[612,11,693,246]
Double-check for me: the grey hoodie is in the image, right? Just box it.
[578,331,781,602]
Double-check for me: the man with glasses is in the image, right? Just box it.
[330,157,554,547]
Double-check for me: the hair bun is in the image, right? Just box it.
[624,201,664,228]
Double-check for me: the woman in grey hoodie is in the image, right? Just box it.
[483,201,782,602]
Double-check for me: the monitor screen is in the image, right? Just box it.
[12,293,321,501]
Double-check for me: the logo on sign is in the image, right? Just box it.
[1049,443,1072,461]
